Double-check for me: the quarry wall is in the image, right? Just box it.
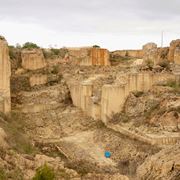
[21,49,46,70]
[111,50,143,58]
[0,39,11,113]
[68,48,110,66]
[69,73,175,124]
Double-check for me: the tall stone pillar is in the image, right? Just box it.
[0,37,11,113]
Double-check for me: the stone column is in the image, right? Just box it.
[0,38,11,113]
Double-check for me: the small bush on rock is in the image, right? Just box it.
[33,164,55,180]
[22,42,40,49]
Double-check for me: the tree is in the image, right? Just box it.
[22,42,40,49]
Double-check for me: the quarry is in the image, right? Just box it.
[0,35,180,180]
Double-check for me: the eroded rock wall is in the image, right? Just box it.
[0,39,11,113]
[143,43,158,65]
[168,39,180,62]
[174,47,180,65]
[68,48,110,66]
[111,50,143,58]
[21,49,46,70]
[69,73,175,124]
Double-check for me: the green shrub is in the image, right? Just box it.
[8,46,16,60]
[0,168,7,180]
[33,164,55,180]
[22,42,40,49]
[51,48,60,56]
[92,45,100,48]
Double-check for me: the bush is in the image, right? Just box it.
[92,45,100,48]
[8,46,16,60]
[51,48,60,56]
[0,36,5,40]
[0,168,7,180]
[33,164,55,180]
[22,42,40,49]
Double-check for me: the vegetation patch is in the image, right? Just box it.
[22,42,40,49]
[33,164,55,180]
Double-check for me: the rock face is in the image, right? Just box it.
[174,47,180,65]
[168,39,180,62]
[137,144,180,180]
[143,43,158,65]
[111,49,144,59]
[157,47,169,65]
[21,49,46,70]
[0,38,11,113]
[68,48,110,66]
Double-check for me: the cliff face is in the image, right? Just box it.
[21,49,46,70]
[0,39,11,113]
[168,39,180,62]
[68,48,110,66]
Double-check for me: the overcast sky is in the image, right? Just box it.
[0,0,180,50]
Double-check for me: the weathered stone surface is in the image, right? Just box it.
[29,74,48,87]
[157,47,169,65]
[168,39,180,62]
[143,43,158,65]
[0,38,11,113]
[111,49,143,59]
[137,144,180,180]
[0,127,8,148]
[68,48,110,66]
[174,47,180,65]
[21,49,46,70]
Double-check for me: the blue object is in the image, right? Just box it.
[105,151,111,158]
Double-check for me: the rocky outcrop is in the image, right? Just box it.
[29,74,48,87]
[68,48,110,66]
[143,43,158,64]
[174,47,180,65]
[69,73,175,124]
[168,39,180,62]
[0,38,11,113]
[111,50,143,59]
[143,43,158,65]
[21,49,46,70]
[137,144,180,180]
[157,47,169,65]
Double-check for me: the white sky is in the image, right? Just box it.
[0,0,180,50]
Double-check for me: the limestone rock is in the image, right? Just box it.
[143,43,158,66]
[137,144,180,180]
[0,38,11,113]
[0,127,8,148]
[82,173,129,180]
[68,48,110,66]
[174,47,180,65]
[168,39,180,62]
[21,49,46,70]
